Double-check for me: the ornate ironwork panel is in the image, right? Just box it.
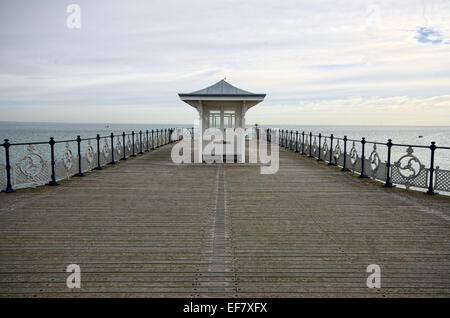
[135,134,140,152]
[115,135,122,158]
[322,138,328,159]
[101,137,110,165]
[304,137,309,154]
[435,166,450,192]
[349,141,359,172]
[0,163,5,190]
[333,142,342,165]
[82,140,96,172]
[366,144,386,180]
[12,145,51,188]
[391,147,428,189]
[55,142,77,180]
[312,136,318,158]
[126,135,132,156]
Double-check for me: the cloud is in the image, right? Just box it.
[414,26,443,44]
[0,0,449,125]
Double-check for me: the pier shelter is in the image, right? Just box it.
[178,80,265,163]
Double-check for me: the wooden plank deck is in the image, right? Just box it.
[0,142,449,297]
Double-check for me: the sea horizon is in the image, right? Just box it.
[1,120,449,128]
[1,121,449,171]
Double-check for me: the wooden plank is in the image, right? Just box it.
[0,143,449,297]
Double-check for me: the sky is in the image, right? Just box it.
[0,0,449,126]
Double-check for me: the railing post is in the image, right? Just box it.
[48,137,59,185]
[384,139,393,187]
[139,130,143,154]
[284,130,287,148]
[130,131,136,157]
[2,139,15,192]
[286,130,290,149]
[93,134,102,170]
[301,131,305,155]
[426,141,437,195]
[285,130,287,148]
[359,137,368,178]
[342,136,349,171]
[75,136,84,176]
[289,131,293,150]
[151,130,155,149]
[317,133,323,161]
[156,130,160,148]
[121,132,127,160]
[191,127,194,140]
[295,131,299,152]
[328,134,335,165]
[109,132,116,164]
[308,132,313,157]
[165,129,168,145]
[146,130,150,152]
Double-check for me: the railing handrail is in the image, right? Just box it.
[1,127,181,193]
[265,128,450,196]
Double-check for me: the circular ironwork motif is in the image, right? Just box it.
[116,137,122,155]
[102,137,110,158]
[127,136,132,152]
[17,145,46,179]
[322,139,328,157]
[62,142,74,170]
[368,144,381,173]
[86,140,94,164]
[394,146,424,179]
[334,142,342,163]
[135,135,140,150]
[312,136,317,154]
[350,141,358,166]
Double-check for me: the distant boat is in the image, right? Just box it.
[104,125,110,128]
[418,135,423,138]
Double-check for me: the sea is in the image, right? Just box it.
[0,122,449,170]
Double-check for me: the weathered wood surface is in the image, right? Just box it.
[0,143,449,297]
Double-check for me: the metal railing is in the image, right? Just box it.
[264,128,450,195]
[1,128,181,193]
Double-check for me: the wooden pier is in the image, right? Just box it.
[0,142,449,297]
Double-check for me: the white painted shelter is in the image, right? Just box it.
[178,80,265,163]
